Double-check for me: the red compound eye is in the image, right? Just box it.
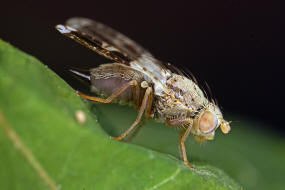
[199,111,218,133]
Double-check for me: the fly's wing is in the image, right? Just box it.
[67,18,154,61]
[56,24,131,65]
[56,17,154,66]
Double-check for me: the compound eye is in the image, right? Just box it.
[199,111,218,133]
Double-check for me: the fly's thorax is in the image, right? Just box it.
[153,74,208,125]
[153,93,196,127]
[165,74,207,109]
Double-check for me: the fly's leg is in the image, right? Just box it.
[132,80,141,109]
[178,128,186,160]
[123,83,152,142]
[124,82,145,142]
[145,87,153,118]
[112,84,153,141]
[178,123,194,168]
[77,80,138,103]
[124,119,145,142]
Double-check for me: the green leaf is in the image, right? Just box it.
[0,38,282,190]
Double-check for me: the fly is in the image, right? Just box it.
[56,17,231,168]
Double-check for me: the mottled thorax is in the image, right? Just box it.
[166,74,207,110]
[152,74,208,125]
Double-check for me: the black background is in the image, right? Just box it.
[1,1,284,134]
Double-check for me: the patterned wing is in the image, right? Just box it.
[55,24,130,65]
[56,17,154,66]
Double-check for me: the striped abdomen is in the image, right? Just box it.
[90,63,146,107]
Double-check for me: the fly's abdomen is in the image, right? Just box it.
[90,63,144,105]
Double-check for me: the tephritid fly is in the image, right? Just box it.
[56,17,231,168]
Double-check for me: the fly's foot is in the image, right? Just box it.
[184,161,194,169]
[111,136,123,141]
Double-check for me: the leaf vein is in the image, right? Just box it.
[0,111,59,190]
[146,167,181,190]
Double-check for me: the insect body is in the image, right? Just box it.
[56,18,231,168]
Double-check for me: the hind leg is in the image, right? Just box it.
[77,80,138,103]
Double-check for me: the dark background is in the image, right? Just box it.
[1,1,284,134]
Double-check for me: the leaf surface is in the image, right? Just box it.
[1,39,281,190]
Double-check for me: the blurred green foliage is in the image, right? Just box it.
[0,39,284,190]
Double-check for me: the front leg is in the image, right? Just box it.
[178,121,194,168]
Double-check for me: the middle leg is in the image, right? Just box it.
[124,118,146,142]
[112,86,153,141]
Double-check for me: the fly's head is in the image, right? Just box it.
[192,102,231,142]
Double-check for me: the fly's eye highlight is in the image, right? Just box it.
[199,111,218,133]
